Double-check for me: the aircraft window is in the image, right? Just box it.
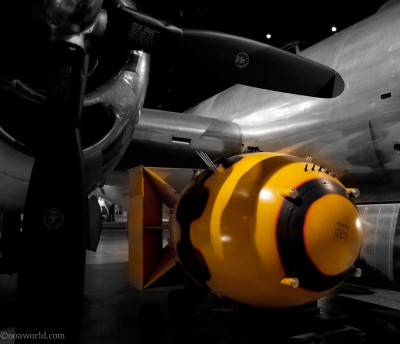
[172,136,191,145]
[381,92,392,99]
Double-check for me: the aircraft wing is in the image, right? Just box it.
[117,108,242,170]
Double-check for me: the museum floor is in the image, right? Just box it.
[1,227,400,343]
[0,229,178,344]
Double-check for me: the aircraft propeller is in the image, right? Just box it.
[16,1,101,342]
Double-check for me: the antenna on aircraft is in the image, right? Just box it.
[281,41,305,54]
[196,151,219,170]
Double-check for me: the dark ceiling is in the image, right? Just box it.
[136,0,387,46]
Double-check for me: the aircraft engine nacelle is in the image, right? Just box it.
[170,152,363,309]
[0,50,149,210]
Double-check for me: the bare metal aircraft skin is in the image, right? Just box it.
[127,0,400,205]
[186,0,400,205]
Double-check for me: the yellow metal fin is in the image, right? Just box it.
[128,166,163,291]
[144,245,178,288]
[143,167,179,208]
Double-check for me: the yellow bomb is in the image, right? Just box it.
[170,152,362,309]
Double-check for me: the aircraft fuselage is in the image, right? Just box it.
[187,1,400,204]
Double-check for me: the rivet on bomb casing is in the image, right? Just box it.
[346,188,360,198]
[280,278,299,288]
[279,189,298,199]
[350,267,362,278]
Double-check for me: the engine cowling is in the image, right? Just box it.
[170,152,363,308]
[0,1,149,211]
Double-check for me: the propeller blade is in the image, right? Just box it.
[109,3,182,53]
[108,4,344,98]
[17,40,89,342]
[180,30,345,98]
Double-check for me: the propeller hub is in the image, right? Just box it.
[44,0,103,35]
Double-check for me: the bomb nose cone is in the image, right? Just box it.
[44,0,103,34]
[302,193,363,276]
